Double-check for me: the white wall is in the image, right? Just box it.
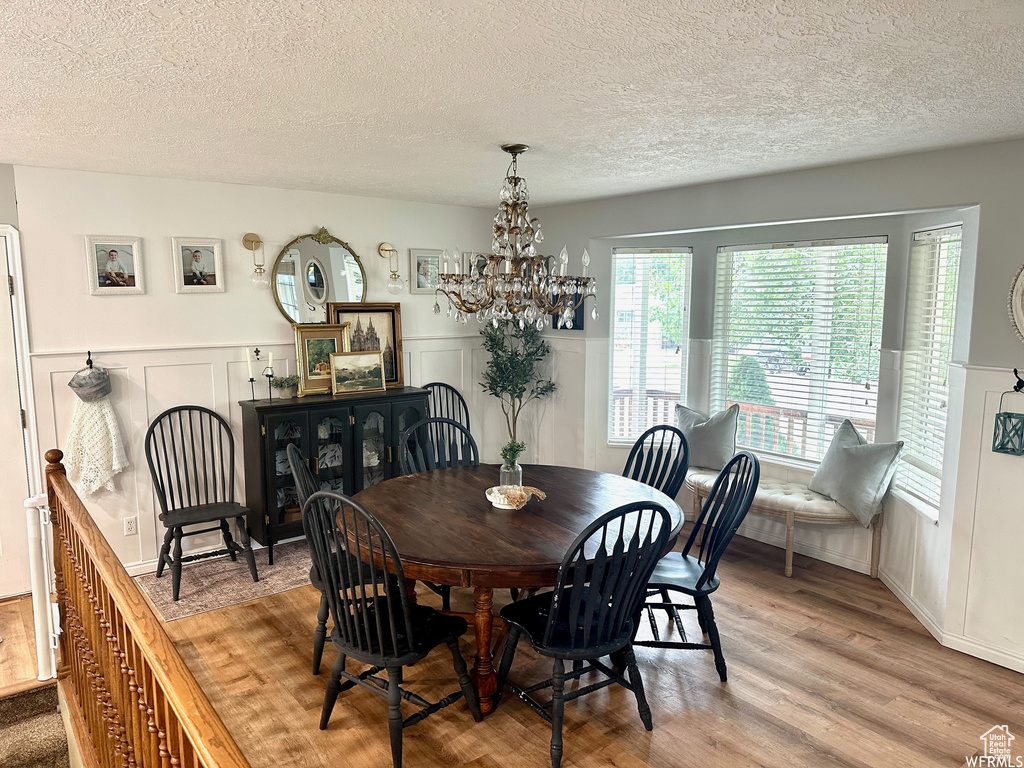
[542,138,1024,673]
[14,167,584,573]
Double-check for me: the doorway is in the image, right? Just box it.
[0,225,34,598]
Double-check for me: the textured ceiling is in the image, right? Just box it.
[0,0,1022,206]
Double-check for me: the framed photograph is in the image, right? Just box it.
[409,248,443,294]
[86,235,144,296]
[327,302,404,388]
[294,323,351,396]
[171,237,224,293]
[330,351,386,395]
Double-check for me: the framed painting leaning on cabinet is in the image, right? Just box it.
[327,302,404,388]
[293,323,351,396]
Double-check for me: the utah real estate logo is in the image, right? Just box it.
[967,726,1022,767]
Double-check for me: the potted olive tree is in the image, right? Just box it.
[480,320,556,486]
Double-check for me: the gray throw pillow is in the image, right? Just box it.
[808,420,904,527]
[675,404,739,470]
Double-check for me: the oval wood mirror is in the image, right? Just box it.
[272,228,366,323]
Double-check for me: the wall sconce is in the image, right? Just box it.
[379,242,403,295]
[243,232,270,290]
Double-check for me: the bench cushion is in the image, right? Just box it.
[685,467,862,525]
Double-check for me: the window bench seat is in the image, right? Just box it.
[684,468,882,579]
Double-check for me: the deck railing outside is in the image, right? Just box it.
[45,449,250,768]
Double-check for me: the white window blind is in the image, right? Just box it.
[896,226,961,507]
[609,248,692,443]
[711,237,888,462]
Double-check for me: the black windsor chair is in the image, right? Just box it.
[495,501,673,768]
[304,490,482,767]
[144,406,258,602]
[635,451,760,682]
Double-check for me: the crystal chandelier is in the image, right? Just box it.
[433,144,597,330]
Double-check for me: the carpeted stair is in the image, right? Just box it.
[0,684,70,768]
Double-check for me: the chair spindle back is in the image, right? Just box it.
[683,451,760,589]
[398,417,479,475]
[545,502,672,651]
[287,443,318,505]
[622,425,690,498]
[145,406,236,517]
[303,490,415,661]
[423,382,471,432]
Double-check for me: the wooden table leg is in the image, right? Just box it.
[405,578,418,606]
[470,586,496,715]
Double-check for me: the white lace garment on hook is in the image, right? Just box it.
[64,397,129,494]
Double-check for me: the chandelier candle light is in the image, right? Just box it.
[433,144,598,329]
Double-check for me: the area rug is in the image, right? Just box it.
[134,541,311,622]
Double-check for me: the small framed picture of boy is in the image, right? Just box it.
[171,237,224,293]
[86,236,144,296]
[409,248,443,294]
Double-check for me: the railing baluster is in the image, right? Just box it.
[43,450,249,768]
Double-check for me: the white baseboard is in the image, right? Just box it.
[879,567,943,641]
[880,567,1024,674]
[942,632,1024,675]
[737,526,871,576]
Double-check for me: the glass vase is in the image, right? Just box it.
[499,460,523,488]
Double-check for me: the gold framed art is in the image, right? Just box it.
[330,351,386,395]
[327,302,404,388]
[293,323,351,396]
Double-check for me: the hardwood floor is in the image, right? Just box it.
[0,593,40,696]
[166,537,1024,767]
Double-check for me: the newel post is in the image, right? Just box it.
[45,449,65,511]
[44,449,70,678]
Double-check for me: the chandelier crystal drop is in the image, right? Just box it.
[435,144,596,325]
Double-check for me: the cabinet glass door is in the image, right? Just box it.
[265,413,306,530]
[353,404,390,491]
[310,406,352,496]
[391,400,427,476]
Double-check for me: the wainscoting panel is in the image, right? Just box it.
[31,343,298,572]
[415,348,464,391]
[29,333,580,573]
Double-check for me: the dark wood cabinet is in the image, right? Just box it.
[240,387,428,563]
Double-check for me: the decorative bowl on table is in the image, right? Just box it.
[486,485,532,510]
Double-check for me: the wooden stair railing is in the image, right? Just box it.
[45,449,251,768]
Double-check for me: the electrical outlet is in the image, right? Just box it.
[123,516,138,536]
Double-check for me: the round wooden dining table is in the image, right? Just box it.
[352,463,683,715]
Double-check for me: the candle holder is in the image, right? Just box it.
[263,367,275,400]
[248,348,262,401]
